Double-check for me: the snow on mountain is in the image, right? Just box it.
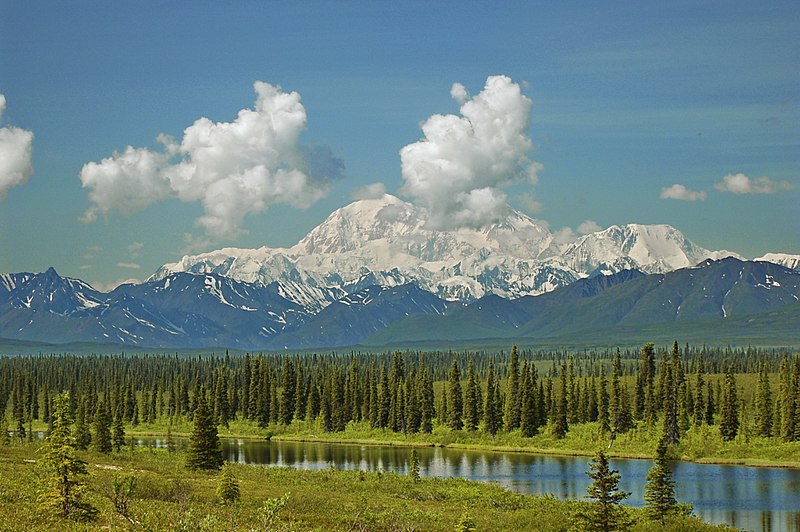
[756,253,800,271]
[153,194,737,308]
[560,224,740,275]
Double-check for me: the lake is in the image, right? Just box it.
[138,437,800,532]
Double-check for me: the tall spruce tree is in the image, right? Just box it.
[719,365,739,442]
[39,392,96,520]
[186,389,224,470]
[553,363,569,438]
[504,346,521,430]
[644,441,678,524]
[598,365,610,434]
[92,401,112,454]
[576,450,631,531]
[447,360,463,431]
[755,362,773,437]
[464,360,480,431]
[484,360,501,436]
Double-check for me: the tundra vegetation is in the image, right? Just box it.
[1,341,798,529]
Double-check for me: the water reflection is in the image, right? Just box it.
[137,437,800,532]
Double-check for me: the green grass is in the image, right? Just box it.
[0,442,730,531]
[122,415,800,469]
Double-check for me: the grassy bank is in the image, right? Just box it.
[0,443,729,531]
[125,417,800,469]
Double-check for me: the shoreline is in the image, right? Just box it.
[128,428,800,470]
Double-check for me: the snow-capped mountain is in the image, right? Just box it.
[153,194,737,309]
[756,253,800,271]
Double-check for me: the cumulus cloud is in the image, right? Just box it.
[116,262,141,270]
[713,173,793,195]
[400,75,541,229]
[80,81,342,239]
[351,182,387,201]
[0,94,34,200]
[660,184,707,201]
[553,227,577,245]
[577,220,602,234]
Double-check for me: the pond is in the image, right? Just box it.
[138,437,800,532]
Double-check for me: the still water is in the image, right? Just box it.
[139,437,800,532]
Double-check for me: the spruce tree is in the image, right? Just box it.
[520,366,538,437]
[112,407,126,452]
[661,364,680,446]
[553,363,569,438]
[644,441,678,524]
[92,401,112,454]
[576,450,631,531]
[484,360,500,436]
[598,365,610,434]
[464,360,479,431]
[447,360,463,431]
[217,463,240,504]
[408,448,420,483]
[186,390,224,470]
[39,392,96,520]
[755,362,773,437]
[504,346,521,430]
[719,365,739,442]
[693,355,706,427]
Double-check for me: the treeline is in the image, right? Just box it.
[1,343,799,446]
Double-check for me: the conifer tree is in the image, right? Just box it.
[447,360,463,431]
[553,363,569,438]
[484,360,500,436]
[217,463,240,504]
[644,441,678,524]
[112,406,126,452]
[755,362,773,437]
[719,365,739,441]
[39,392,96,520]
[693,355,706,426]
[504,346,521,430]
[661,363,680,446]
[92,401,112,454]
[464,360,480,431]
[73,398,91,451]
[186,389,223,470]
[598,365,610,434]
[279,358,295,425]
[408,448,420,483]
[520,366,539,437]
[576,450,630,531]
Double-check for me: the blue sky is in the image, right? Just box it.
[1,1,798,289]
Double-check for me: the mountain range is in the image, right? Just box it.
[2,195,798,349]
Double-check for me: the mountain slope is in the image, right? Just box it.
[153,194,734,307]
[366,258,800,345]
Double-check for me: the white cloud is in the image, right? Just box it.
[116,262,141,270]
[0,94,34,200]
[553,227,577,245]
[400,75,541,230]
[713,173,793,195]
[660,184,707,201]
[127,241,144,257]
[351,182,387,201]
[80,81,341,239]
[91,278,141,293]
[577,220,602,234]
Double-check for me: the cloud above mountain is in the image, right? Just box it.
[399,75,541,230]
[79,82,341,239]
[0,94,34,200]
[660,184,707,201]
[714,173,793,195]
